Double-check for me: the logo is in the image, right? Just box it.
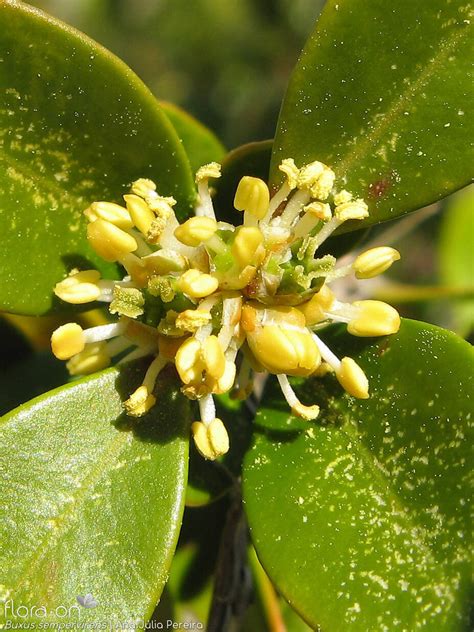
[76,593,98,609]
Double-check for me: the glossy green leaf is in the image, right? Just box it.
[0,362,189,624]
[213,140,272,224]
[439,186,474,337]
[271,1,473,230]
[159,100,226,173]
[0,0,194,315]
[244,320,473,630]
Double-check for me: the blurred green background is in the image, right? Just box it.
[29,0,324,148]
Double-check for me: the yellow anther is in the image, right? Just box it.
[147,196,176,216]
[51,323,85,360]
[175,337,204,384]
[195,162,221,183]
[298,285,335,325]
[124,385,156,417]
[210,360,237,394]
[234,176,270,219]
[66,342,110,376]
[333,190,352,206]
[175,309,212,332]
[54,270,101,304]
[84,201,133,229]
[123,194,155,235]
[245,306,320,377]
[353,247,401,279]
[174,216,218,247]
[143,250,188,275]
[87,219,137,262]
[202,335,226,379]
[335,199,369,222]
[191,418,229,460]
[232,227,265,268]
[131,178,157,199]
[348,300,401,337]
[279,158,300,189]
[303,201,332,222]
[178,269,219,298]
[336,357,369,399]
[292,401,320,421]
[146,217,168,244]
[298,161,335,200]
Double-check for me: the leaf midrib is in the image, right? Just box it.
[4,405,132,598]
[332,24,468,177]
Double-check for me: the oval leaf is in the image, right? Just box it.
[0,1,195,315]
[0,362,189,624]
[243,320,473,630]
[271,0,473,229]
[159,100,226,173]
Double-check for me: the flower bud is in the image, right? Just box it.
[353,247,400,279]
[192,418,229,460]
[54,270,101,304]
[174,216,217,247]
[348,300,400,337]
[234,176,270,219]
[51,323,85,360]
[87,219,137,262]
[336,357,369,399]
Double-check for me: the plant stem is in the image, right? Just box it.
[374,283,474,303]
[207,489,253,632]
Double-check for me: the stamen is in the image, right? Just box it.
[199,393,217,426]
[278,189,311,227]
[277,374,319,420]
[83,322,126,344]
[311,332,341,372]
[142,355,168,392]
[195,163,221,219]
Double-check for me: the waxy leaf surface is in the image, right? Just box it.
[271,0,473,229]
[243,320,473,630]
[0,0,194,315]
[0,362,189,624]
[159,101,226,173]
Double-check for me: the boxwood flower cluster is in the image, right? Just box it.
[51,159,400,460]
